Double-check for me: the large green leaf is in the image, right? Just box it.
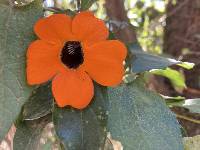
[131,50,179,73]
[13,115,53,150]
[129,43,179,73]
[129,44,194,73]
[0,0,43,140]
[23,82,53,120]
[107,80,184,150]
[53,83,108,150]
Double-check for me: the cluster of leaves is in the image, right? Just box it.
[0,0,194,149]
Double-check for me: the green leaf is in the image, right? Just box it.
[0,0,43,140]
[129,44,194,73]
[13,115,52,150]
[23,82,53,120]
[81,0,97,10]
[129,43,180,73]
[53,83,108,150]
[162,95,185,106]
[127,42,143,52]
[182,99,200,113]
[171,99,200,114]
[177,62,195,70]
[151,68,186,89]
[131,50,179,73]
[107,80,184,150]
[162,95,185,101]
[109,31,116,40]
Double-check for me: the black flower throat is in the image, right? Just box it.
[61,41,84,69]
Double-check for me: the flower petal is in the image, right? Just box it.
[27,40,61,85]
[83,40,127,86]
[72,11,109,46]
[84,40,127,61]
[52,70,94,109]
[34,14,73,43]
[84,61,124,86]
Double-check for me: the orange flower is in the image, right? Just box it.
[27,11,127,109]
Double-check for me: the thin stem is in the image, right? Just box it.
[176,114,200,124]
[77,0,81,12]
[44,7,65,13]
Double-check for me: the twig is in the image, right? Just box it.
[176,114,200,124]
[43,7,75,15]
[174,36,196,45]
[44,7,65,13]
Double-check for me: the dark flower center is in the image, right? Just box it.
[61,41,84,69]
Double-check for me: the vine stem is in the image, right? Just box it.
[77,0,81,12]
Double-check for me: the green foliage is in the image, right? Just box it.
[129,43,194,81]
[177,62,195,70]
[53,83,108,150]
[151,68,186,89]
[22,82,53,120]
[13,115,52,150]
[163,95,185,102]
[168,98,200,114]
[81,0,97,10]
[129,45,179,73]
[0,0,43,140]
[107,79,183,150]
[182,99,200,114]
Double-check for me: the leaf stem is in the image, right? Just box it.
[43,7,64,13]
